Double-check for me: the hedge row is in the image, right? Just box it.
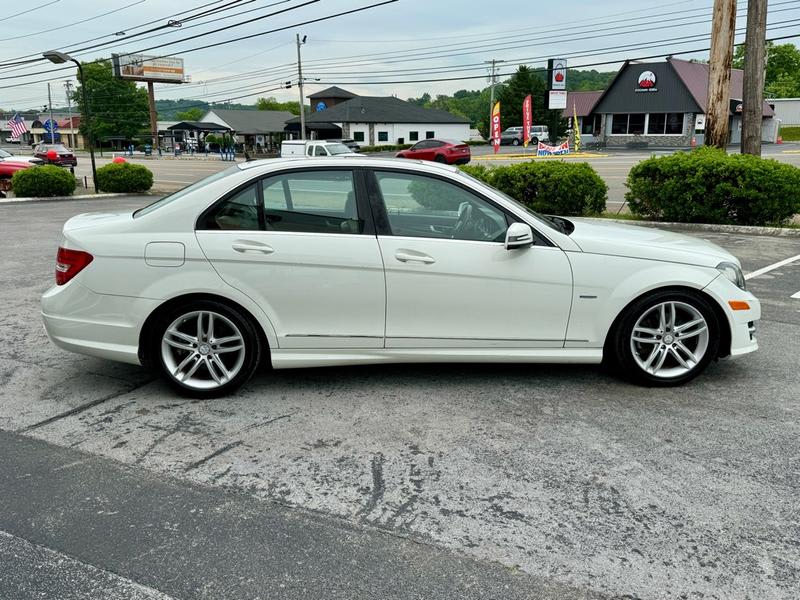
[459,161,608,216]
[625,146,800,226]
[96,163,154,193]
[360,144,412,153]
[11,165,75,197]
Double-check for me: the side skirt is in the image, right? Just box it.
[270,348,603,369]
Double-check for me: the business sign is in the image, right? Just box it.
[635,71,657,93]
[548,58,567,91]
[537,140,570,156]
[43,119,58,132]
[491,101,501,154]
[522,95,532,147]
[112,53,186,83]
[548,90,567,110]
[316,101,327,112]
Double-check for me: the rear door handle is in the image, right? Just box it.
[232,241,274,255]
[395,250,435,264]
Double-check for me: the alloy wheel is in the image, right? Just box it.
[161,310,246,391]
[629,301,709,379]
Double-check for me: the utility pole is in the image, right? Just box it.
[296,34,307,140]
[147,81,158,149]
[741,0,768,155]
[47,82,55,144]
[64,80,74,148]
[706,0,737,148]
[485,59,504,143]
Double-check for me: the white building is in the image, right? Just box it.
[767,98,800,127]
[286,87,471,146]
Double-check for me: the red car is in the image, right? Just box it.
[0,160,36,196]
[395,139,471,165]
[34,143,78,167]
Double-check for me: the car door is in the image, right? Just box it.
[367,169,573,348]
[195,167,386,349]
[405,141,427,159]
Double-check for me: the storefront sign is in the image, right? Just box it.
[491,101,501,154]
[522,95,532,147]
[635,71,658,93]
[548,90,567,110]
[537,140,570,156]
[548,58,567,91]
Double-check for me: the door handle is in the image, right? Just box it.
[395,250,435,264]
[232,241,274,255]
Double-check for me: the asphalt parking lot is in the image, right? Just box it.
[1,196,798,600]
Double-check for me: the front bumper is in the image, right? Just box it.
[703,274,761,357]
[41,281,158,365]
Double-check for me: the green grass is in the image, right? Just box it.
[779,126,800,141]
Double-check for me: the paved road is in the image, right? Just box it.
[7,143,800,211]
[1,196,798,599]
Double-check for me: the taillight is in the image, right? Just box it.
[55,247,93,285]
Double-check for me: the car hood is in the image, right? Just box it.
[568,218,737,268]
[1,156,41,164]
[64,211,134,231]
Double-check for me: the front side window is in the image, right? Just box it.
[378,131,389,142]
[374,171,508,243]
[262,170,362,235]
[313,145,328,156]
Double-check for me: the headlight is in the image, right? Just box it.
[717,261,746,291]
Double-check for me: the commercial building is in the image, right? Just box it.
[285,87,471,146]
[202,108,294,152]
[563,58,777,148]
[767,98,800,127]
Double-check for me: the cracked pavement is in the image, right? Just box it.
[1,197,798,599]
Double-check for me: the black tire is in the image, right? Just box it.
[147,299,262,398]
[606,289,720,386]
[434,154,447,163]
[531,137,539,146]
[512,137,520,146]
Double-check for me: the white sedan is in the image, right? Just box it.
[42,157,760,397]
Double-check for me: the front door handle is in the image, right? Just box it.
[232,241,274,255]
[395,249,435,264]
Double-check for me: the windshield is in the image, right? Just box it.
[133,164,241,218]
[0,149,11,158]
[42,145,69,152]
[455,170,562,233]
[326,143,353,155]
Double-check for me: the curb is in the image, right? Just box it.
[586,217,800,237]
[0,192,155,204]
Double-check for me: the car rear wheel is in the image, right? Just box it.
[434,154,447,163]
[531,137,539,146]
[608,290,720,386]
[512,138,520,146]
[150,300,262,398]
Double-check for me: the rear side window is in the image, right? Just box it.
[201,184,260,230]
[261,170,362,234]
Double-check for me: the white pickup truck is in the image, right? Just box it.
[280,140,359,158]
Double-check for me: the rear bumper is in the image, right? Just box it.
[41,281,158,366]
[451,156,471,165]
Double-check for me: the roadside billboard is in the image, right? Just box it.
[112,54,186,83]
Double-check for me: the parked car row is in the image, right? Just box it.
[279,138,471,165]
[497,126,550,146]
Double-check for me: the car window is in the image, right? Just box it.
[306,145,314,156]
[428,141,444,148]
[261,170,362,235]
[374,171,508,243]
[313,145,327,156]
[411,141,429,150]
[200,184,260,230]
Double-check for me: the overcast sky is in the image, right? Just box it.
[1,0,796,111]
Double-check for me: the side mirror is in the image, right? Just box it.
[505,222,534,250]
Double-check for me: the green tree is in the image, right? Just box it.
[733,42,800,95]
[72,60,149,143]
[175,107,204,121]
[766,73,800,98]
[496,65,567,142]
[255,96,300,115]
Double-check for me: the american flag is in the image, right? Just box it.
[6,113,27,139]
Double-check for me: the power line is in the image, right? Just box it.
[6,0,60,21]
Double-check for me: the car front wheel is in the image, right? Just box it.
[608,290,720,386]
[150,300,262,398]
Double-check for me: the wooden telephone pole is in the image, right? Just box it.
[741,0,768,155]
[706,0,738,148]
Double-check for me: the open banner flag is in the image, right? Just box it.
[522,95,532,147]
[491,101,501,154]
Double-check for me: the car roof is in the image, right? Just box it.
[238,156,459,174]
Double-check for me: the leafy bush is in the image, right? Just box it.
[360,144,412,153]
[625,146,800,225]
[459,161,607,216]
[96,162,154,193]
[11,165,75,197]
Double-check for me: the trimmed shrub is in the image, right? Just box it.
[96,162,154,193]
[11,165,75,197]
[459,161,607,216]
[625,146,800,226]
[360,144,412,153]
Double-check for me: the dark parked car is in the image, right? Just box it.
[34,143,77,167]
[395,139,471,165]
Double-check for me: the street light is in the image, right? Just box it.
[43,51,100,193]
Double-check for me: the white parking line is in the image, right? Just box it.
[744,254,800,280]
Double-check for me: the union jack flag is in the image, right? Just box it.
[6,113,27,139]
